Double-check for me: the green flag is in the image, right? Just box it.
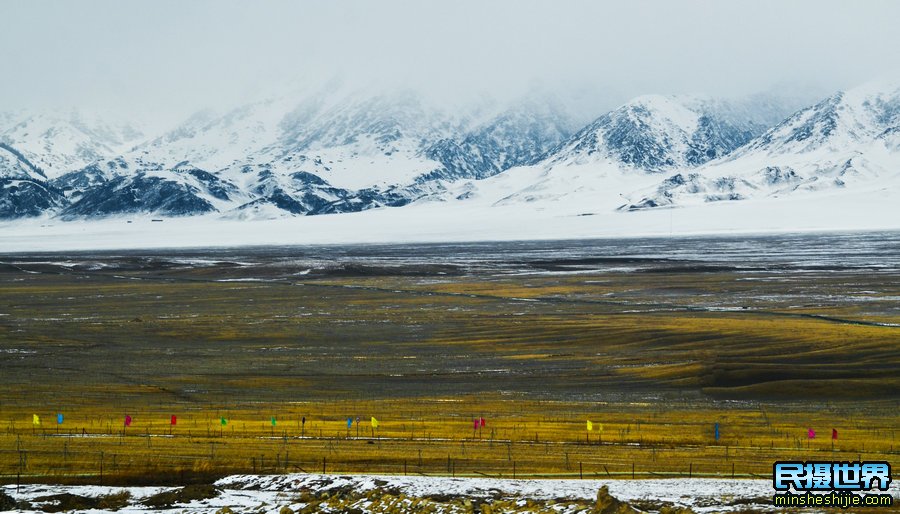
[271,416,276,427]
[220,417,227,426]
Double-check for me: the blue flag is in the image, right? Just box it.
[714,422,720,441]
[57,413,63,425]
[347,417,353,428]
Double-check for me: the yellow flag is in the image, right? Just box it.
[371,417,379,429]
[598,423,604,432]
[33,414,40,426]
[586,420,593,431]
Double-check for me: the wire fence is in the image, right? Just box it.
[3,428,898,486]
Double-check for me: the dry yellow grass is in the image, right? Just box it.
[1,253,898,485]
[2,397,897,484]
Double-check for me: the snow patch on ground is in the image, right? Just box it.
[9,473,895,513]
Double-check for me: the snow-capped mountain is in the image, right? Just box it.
[255,90,465,192]
[19,89,581,219]
[423,98,579,181]
[56,161,244,219]
[0,110,144,179]
[2,82,895,223]
[0,143,66,218]
[432,93,803,210]
[622,82,900,210]
[543,94,796,172]
[33,91,448,219]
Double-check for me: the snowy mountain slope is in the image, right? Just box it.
[4,82,895,224]
[80,90,465,218]
[0,143,66,218]
[221,165,355,219]
[276,90,463,152]
[735,82,900,156]
[423,98,578,181]
[0,110,144,179]
[53,89,583,220]
[622,82,900,210]
[542,94,797,173]
[51,157,250,218]
[0,143,47,181]
[34,91,442,219]
[435,159,665,219]
[429,94,799,212]
[244,89,529,193]
[314,98,583,212]
[134,99,293,171]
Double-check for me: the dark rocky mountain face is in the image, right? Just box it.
[425,105,575,181]
[545,95,781,173]
[0,144,67,219]
[59,174,217,219]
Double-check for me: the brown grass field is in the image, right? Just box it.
[0,243,898,487]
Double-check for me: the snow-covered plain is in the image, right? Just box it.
[1,181,898,253]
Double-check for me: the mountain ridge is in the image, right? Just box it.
[1,83,891,222]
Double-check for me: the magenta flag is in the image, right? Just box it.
[125,415,132,427]
[807,428,815,439]
[474,419,480,429]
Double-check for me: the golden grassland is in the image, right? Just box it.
[3,397,899,485]
[0,255,898,485]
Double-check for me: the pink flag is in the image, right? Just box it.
[474,419,480,429]
[171,415,177,426]
[807,428,815,439]
[480,417,485,427]
[124,415,132,427]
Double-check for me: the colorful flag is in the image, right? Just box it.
[371,417,379,429]
[347,417,353,428]
[808,428,815,439]
[480,417,485,427]
[587,420,593,431]
[32,414,40,426]
[171,415,177,425]
[832,428,838,440]
[220,417,227,426]
[714,422,720,441]
[474,418,480,430]
[271,416,277,427]
[57,413,63,425]
[124,415,132,427]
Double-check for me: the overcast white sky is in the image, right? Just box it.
[2,0,899,125]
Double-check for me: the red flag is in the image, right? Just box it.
[171,415,177,426]
[832,428,837,440]
[807,428,815,439]
[124,415,132,427]
[480,417,485,427]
